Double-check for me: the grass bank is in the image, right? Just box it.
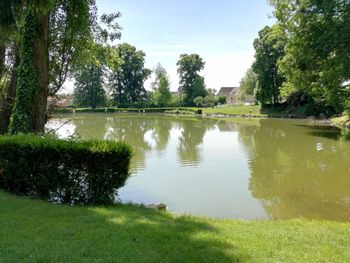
[202,104,316,118]
[202,105,265,117]
[332,115,350,129]
[1,191,349,262]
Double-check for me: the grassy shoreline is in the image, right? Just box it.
[54,105,342,121]
[332,115,350,129]
[53,105,299,119]
[1,191,349,262]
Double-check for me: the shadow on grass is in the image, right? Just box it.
[0,192,245,262]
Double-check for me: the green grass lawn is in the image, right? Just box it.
[203,105,265,116]
[202,104,314,118]
[1,191,349,262]
[203,105,268,117]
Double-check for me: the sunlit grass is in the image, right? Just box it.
[1,191,349,262]
[332,115,350,128]
[202,105,264,116]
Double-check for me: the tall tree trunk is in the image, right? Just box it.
[9,9,49,134]
[0,45,19,134]
[32,12,49,133]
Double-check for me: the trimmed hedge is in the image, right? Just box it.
[0,134,132,205]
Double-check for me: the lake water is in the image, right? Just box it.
[48,113,350,221]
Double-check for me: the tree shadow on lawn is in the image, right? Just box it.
[0,193,246,262]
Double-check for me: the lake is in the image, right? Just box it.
[48,113,350,221]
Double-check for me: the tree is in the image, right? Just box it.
[203,96,216,107]
[109,43,151,104]
[269,0,350,112]
[192,76,207,99]
[0,0,97,134]
[217,96,226,105]
[73,64,106,109]
[151,63,167,91]
[239,67,258,100]
[193,96,204,107]
[153,75,172,107]
[177,54,205,106]
[49,0,94,95]
[8,4,51,134]
[253,25,287,105]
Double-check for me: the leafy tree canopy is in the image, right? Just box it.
[177,54,205,106]
[269,0,350,111]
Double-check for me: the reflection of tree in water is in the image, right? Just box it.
[104,116,155,171]
[150,117,173,152]
[72,115,109,139]
[217,119,259,157]
[177,118,216,166]
[71,114,216,170]
[243,119,350,221]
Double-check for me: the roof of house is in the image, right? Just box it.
[229,87,240,96]
[217,87,234,96]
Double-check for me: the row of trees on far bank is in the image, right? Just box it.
[0,0,221,136]
[73,50,222,108]
[238,0,350,115]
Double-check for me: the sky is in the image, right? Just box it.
[66,0,274,93]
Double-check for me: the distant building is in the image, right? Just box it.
[170,86,185,98]
[217,87,256,105]
[217,87,240,104]
[47,95,74,108]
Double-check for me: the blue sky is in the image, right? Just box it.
[97,0,274,91]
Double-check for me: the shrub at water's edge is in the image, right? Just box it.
[0,134,132,205]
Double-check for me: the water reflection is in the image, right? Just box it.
[246,120,350,221]
[48,114,350,221]
[178,119,216,167]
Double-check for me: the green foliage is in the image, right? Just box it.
[239,67,258,100]
[153,75,172,107]
[177,54,206,106]
[203,96,216,107]
[151,63,167,91]
[345,100,350,117]
[217,96,227,105]
[49,0,93,94]
[73,64,107,108]
[109,43,151,104]
[0,0,16,30]
[253,25,287,105]
[193,96,204,107]
[0,134,132,205]
[270,0,350,112]
[8,10,37,134]
[192,75,207,99]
